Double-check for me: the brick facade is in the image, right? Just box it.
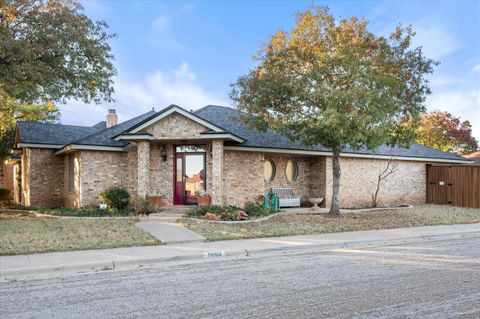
[325,157,426,208]
[21,148,64,207]
[19,113,428,209]
[145,113,208,139]
[149,144,174,205]
[137,141,150,197]
[223,150,264,207]
[78,151,130,207]
[211,140,224,205]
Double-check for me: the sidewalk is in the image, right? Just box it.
[1,223,479,281]
[136,210,205,244]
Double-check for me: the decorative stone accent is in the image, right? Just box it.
[211,140,224,205]
[324,157,426,208]
[145,113,209,139]
[137,141,150,197]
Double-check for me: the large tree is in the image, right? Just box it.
[230,6,436,216]
[0,0,116,162]
[415,110,478,154]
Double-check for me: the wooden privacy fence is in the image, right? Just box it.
[426,165,480,208]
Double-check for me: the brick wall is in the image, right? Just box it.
[149,143,174,205]
[63,152,81,207]
[223,150,265,207]
[137,141,150,197]
[22,148,64,207]
[211,140,224,205]
[325,157,426,208]
[79,150,130,206]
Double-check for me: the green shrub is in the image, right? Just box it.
[185,203,277,220]
[37,207,137,217]
[218,205,240,221]
[0,188,10,201]
[100,186,130,209]
[185,205,241,221]
[129,196,156,215]
[243,202,277,217]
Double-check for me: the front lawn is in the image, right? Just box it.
[0,211,160,255]
[36,206,138,217]
[179,205,480,241]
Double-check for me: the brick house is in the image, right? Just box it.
[13,104,470,208]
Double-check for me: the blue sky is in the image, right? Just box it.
[61,0,480,139]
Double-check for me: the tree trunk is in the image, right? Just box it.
[328,147,341,217]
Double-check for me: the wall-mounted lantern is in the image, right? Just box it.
[161,145,167,161]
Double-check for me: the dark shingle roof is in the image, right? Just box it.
[16,111,155,148]
[69,111,156,147]
[194,105,469,162]
[16,104,470,162]
[16,122,104,145]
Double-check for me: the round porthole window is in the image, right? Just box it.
[264,159,276,182]
[285,160,298,182]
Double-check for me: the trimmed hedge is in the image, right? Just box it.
[100,186,130,209]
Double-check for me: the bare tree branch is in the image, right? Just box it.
[371,158,398,207]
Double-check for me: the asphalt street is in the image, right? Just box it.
[1,237,479,319]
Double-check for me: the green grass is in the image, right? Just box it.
[0,211,160,255]
[179,205,480,241]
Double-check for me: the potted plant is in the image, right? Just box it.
[145,193,162,208]
[195,190,211,206]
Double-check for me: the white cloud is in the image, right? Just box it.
[472,64,480,73]
[58,62,228,126]
[411,23,460,61]
[426,89,480,140]
[174,61,195,80]
[152,14,169,30]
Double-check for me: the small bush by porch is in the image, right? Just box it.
[179,205,480,241]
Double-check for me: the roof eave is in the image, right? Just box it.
[115,105,229,137]
[55,144,126,155]
[223,145,472,164]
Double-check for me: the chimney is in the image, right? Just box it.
[106,109,118,128]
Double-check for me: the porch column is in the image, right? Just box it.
[211,140,224,205]
[137,141,150,197]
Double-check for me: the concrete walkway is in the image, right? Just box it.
[135,207,205,245]
[1,223,479,281]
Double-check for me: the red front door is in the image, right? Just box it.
[173,147,206,205]
[174,153,183,205]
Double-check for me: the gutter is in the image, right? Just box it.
[223,146,473,164]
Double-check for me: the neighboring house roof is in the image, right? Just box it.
[464,151,480,165]
[15,104,470,163]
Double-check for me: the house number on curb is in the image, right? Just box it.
[203,251,225,258]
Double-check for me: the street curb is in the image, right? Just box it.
[0,260,115,279]
[2,229,479,280]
